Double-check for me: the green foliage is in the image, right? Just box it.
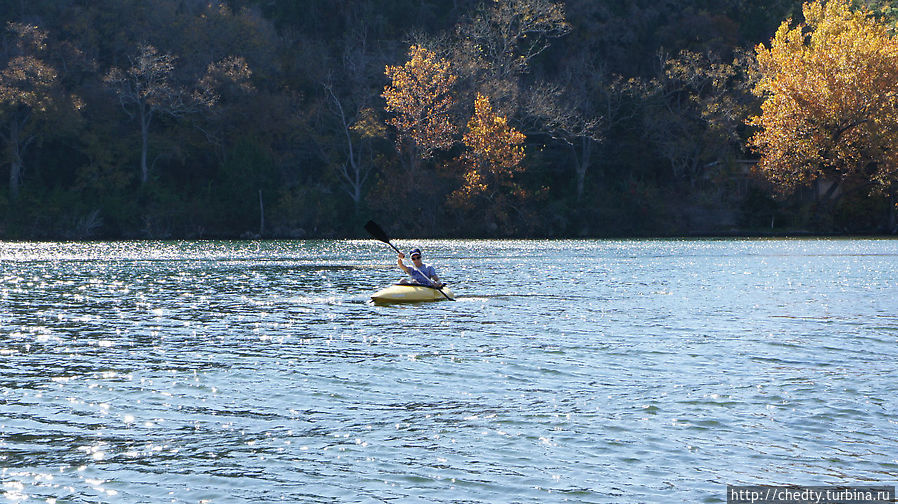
[833,191,893,233]
[214,138,279,235]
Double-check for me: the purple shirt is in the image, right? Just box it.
[406,263,437,285]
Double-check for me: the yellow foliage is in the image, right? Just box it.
[448,169,489,209]
[463,93,525,173]
[0,56,58,111]
[351,107,388,139]
[382,45,458,160]
[0,25,57,111]
[450,93,526,206]
[748,0,898,194]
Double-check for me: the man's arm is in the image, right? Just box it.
[428,267,442,287]
[397,253,409,274]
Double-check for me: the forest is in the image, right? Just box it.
[1,0,897,239]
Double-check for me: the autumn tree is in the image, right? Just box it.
[382,44,458,169]
[0,23,75,201]
[748,0,898,212]
[450,93,529,228]
[379,44,459,229]
[452,0,590,203]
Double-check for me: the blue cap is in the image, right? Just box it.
[409,248,422,257]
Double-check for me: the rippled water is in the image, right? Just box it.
[1,239,896,503]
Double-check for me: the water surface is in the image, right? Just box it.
[1,239,897,503]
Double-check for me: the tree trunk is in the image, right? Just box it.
[140,106,151,185]
[327,84,366,211]
[812,178,842,231]
[352,175,362,212]
[890,194,897,234]
[575,137,593,202]
[258,188,265,237]
[9,117,22,201]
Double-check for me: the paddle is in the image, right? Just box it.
[364,220,454,301]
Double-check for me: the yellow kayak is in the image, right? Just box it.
[371,283,455,304]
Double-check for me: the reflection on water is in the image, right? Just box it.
[1,239,897,503]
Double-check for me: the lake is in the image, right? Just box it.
[1,239,896,503]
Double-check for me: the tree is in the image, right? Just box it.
[382,44,458,169]
[0,23,73,201]
[645,48,757,189]
[104,44,251,185]
[323,85,380,212]
[455,0,570,85]
[524,75,603,202]
[451,0,571,123]
[748,0,898,211]
[104,44,187,185]
[450,92,529,228]
[451,0,585,204]
[317,21,384,213]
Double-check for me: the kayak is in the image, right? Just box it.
[371,283,455,304]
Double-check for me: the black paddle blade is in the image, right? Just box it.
[364,220,390,243]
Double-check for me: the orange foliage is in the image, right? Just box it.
[0,24,57,111]
[450,93,526,207]
[382,45,457,161]
[748,0,898,195]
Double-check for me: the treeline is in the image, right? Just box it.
[0,0,895,239]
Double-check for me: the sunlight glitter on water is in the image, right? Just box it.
[1,239,897,502]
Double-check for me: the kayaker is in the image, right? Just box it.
[397,248,444,288]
